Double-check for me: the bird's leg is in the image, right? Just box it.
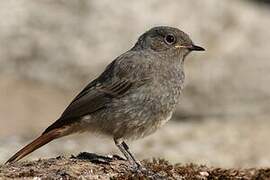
[121,141,141,167]
[114,138,141,170]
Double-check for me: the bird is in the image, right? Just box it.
[6,26,205,169]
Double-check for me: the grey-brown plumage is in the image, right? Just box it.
[6,26,205,168]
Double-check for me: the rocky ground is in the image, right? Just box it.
[1,154,270,179]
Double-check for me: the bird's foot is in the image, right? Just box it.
[128,161,164,179]
[129,161,143,172]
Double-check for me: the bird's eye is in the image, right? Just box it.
[164,34,176,45]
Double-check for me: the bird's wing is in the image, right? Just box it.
[42,58,133,134]
[60,79,132,120]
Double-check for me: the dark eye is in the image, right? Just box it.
[164,34,176,45]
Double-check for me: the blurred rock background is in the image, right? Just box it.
[1,0,270,167]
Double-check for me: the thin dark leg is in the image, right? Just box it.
[121,141,140,166]
[114,138,141,169]
[114,139,162,177]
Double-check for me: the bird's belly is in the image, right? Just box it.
[97,90,178,138]
[104,105,173,140]
[80,85,181,140]
[126,111,173,140]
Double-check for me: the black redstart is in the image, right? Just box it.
[6,26,205,169]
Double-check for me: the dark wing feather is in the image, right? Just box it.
[69,59,117,103]
[43,60,132,134]
[60,79,132,120]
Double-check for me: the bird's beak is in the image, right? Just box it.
[188,44,205,51]
[175,44,205,51]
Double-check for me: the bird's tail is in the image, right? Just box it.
[5,128,65,164]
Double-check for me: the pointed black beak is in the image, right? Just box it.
[188,44,205,51]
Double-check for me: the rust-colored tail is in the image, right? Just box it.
[5,129,63,164]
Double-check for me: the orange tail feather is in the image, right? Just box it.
[5,129,64,164]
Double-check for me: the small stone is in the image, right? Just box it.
[200,171,209,176]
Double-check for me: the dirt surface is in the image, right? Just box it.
[1,153,270,180]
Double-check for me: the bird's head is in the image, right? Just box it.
[133,26,205,61]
